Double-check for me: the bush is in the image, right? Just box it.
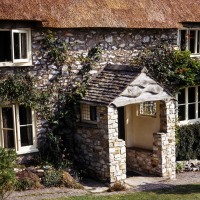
[132,44,200,93]
[15,170,42,191]
[108,181,126,192]
[176,123,200,160]
[62,171,84,189]
[42,169,63,187]
[0,148,16,200]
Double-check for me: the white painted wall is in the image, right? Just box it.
[125,102,160,150]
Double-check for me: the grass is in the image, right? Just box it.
[48,184,200,200]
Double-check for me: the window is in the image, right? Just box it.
[177,86,200,123]
[0,104,37,154]
[0,29,31,66]
[138,101,157,117]
[81,104,97,122]
[179,29,200,54]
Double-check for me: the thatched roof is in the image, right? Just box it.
[0,0,200,28]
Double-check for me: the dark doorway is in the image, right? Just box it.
[118,106,125,140]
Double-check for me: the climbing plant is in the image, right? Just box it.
[0,73,49,109]
[132,43,200,93]
[38,30,102,168]
[0,30,102,170]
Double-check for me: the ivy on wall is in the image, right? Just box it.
[0,73,48,109]
[132,44,200,94]
[37,30,102,168]
[0,30,102,169]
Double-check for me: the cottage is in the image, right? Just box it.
[0,0,199,183]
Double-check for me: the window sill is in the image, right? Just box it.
[77,122,98,128]
[190,54,200,58]
[178,118,200,126]
[0,61,33,67]
[16,148,38,155]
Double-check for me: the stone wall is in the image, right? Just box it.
[31,28,178,182]
[0,25,178,182]
[127,148,153,174]
[32,28,178,75]
[74,106,110,182]
[107,106,126,182]
[75,105,126,183]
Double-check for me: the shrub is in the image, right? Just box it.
[42,169,63,187]
[108,181,126,192]
[176,162,184,173]
[62,171,84,189]
[15,170,42,191]
[176,122,200,160]
[132,44,200,94]
[0,148,16,200]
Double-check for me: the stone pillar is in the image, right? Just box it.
[107,106,126,183]
[152,100,176,179]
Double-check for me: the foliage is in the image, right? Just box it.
[0,148,17,200]
[62,171,84,189]
[38,30,102,169]
[0,73,49,108]
[176,162,184,173]
[15,170,42,191]
[132,44,200,93]
[176,123,200,160]
[42,169,63,187]
[107,181,126,192]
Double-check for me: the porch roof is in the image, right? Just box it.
[82,64,172,107]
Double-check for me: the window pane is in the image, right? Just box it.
[21,33,27,59]
[81,104,90,121]
[90,106,97,121]
[189,30,195,53]
[178,105,185,121]
[180,30,187,51]
[178,89,185,104]
[188,87,195,103]
[139,101,156,116]
[4,130,15,148]
[0,31,11,62]
[20,126,33,146]
[198,31,200,54]
[19,106,32,125]
[199,103,200,118]
[2,107,14,128]
[14,33,20,59]
[188,104,195,119]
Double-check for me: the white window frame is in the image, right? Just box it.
[178,29,200,56]
[176,86,200,125]
[0,29,32,67]
[0,104,37,155]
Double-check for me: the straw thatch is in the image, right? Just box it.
[0,0,200,28]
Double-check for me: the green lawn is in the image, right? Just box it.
[49,184,200,200]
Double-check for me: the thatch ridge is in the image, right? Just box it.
[0,0,200,28]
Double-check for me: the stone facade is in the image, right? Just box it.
[0,24,178,183]
[127,148,153,174]
[107,106,126,182]
[74,106,110,182]
[75,105,126,183]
